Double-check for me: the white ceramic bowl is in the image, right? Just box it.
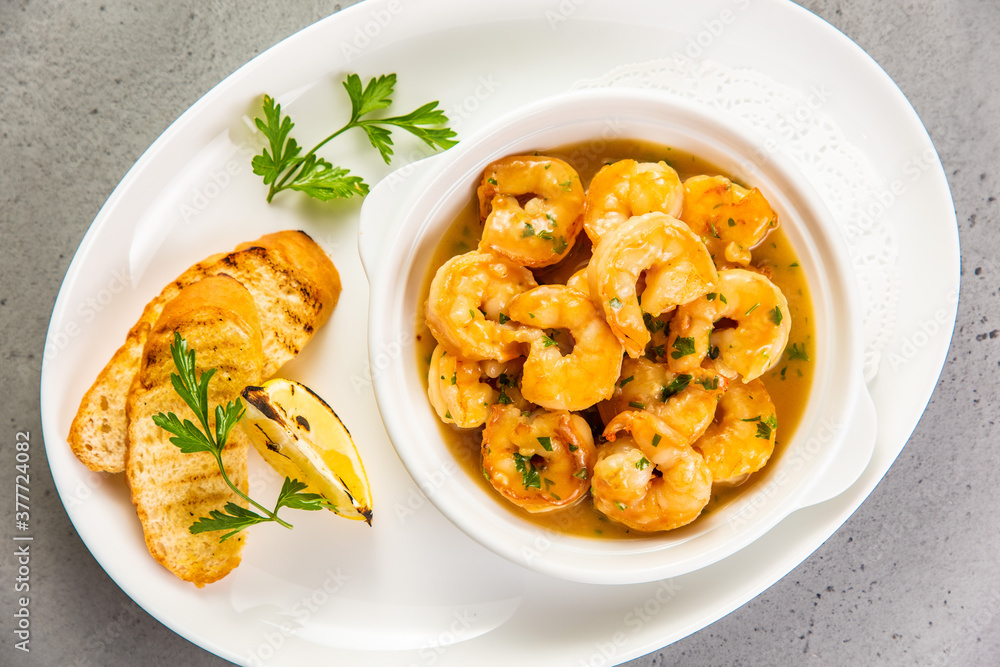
[358,89,876,585]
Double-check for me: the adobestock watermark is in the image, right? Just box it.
[394,459,462,525]
[884,286,960,372]
[19,266,132,383]
[404,607,481,667]
[177,113,261,224]
[443,75,502,133]
[577,578,683,667]
[350,330,414,395]
[545,0,588,30]
[672,0,752,63]
[842,146,940,243]
[735,83,836,177]
[563,117,628,175]
[338,0,405,63]
[244,567,352,666]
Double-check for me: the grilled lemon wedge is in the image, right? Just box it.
[241,379,372,524]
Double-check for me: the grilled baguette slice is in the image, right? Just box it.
[69,230,341,473]
[126,275,263,587]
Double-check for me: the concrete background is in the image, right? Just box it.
[2,0,998,665]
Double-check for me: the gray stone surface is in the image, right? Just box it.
[1,0,997,665]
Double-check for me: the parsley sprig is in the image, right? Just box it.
[151,333,334,542]
[252,73,457,203]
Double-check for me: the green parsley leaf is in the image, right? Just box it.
[660,374,692,400]
[189,502,270,542]
[498,312,510,324]
[635,457,650,471]
[651,434,662,448]
[786,342,810,361]
[537,436,553,451]
[628,401,646,410]
[769,306,783,325]
[695,375,720,391]
[609,297,623,310]
[253,74,455,203]
[670,336,696,359]
[513,452,541,489]
[152,333,346,542]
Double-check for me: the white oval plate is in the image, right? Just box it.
[40,1,958,665]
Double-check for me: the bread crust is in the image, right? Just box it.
[69,230,341,473]
[125,275,263,587]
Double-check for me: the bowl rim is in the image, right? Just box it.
[360,87,871,584]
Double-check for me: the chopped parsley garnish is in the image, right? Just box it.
[609,297,623,310]
[786,342,810,361]
[741,414,778,440]
[541,334,558,348]
[487,177,498,185]
[745,302,760,316]
[522,223,535,238]
[651,434,662,448]
[537,436,553,451]
[727,217,736,227]
[628,401,646,410]
[670,336,696,359]
[660,374,692,400]
[619,375,635,387]
[769,306,783,325]
[513,452,540,489]
[572,468,588,480]
[643,312,666,333]
[635,457,650,471]
[498,312,510,324]
[696,375,720,391]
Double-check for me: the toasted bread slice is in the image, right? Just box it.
[126,275,263,586]
[69,230,341,473]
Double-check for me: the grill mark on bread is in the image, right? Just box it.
[68,231,340,473]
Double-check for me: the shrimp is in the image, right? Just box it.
[598,357,726,447]
[592,410,712,531]
[507,284,624,411]
[565,267,590,296]
[583,160,684,244]
[426,345,498,428]
[425,250,537,362]
[666,268,790,381]
[680,175,778,266]
[477,155,585,268]
[481,405,596,513]
[692,378,777,485]
[587,212,718,358]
